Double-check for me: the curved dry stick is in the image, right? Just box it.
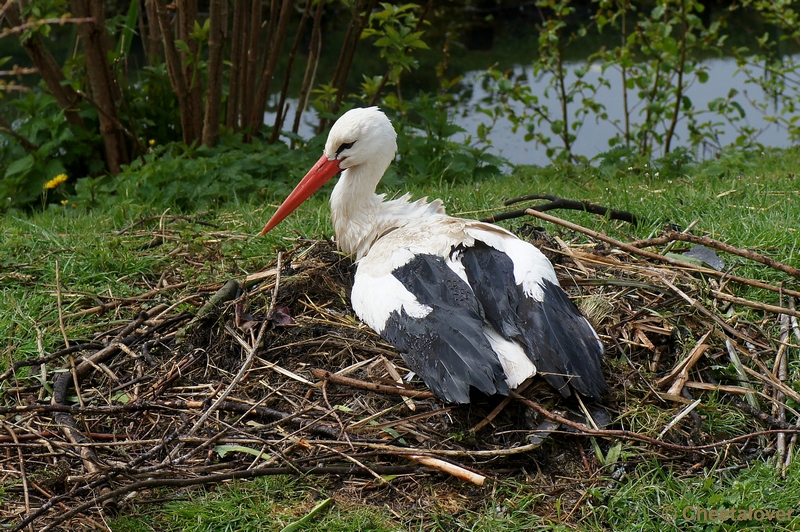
[0,400,340,438]
[43,281,189,324]
[0,342,103,382]
[631,230,800,280]
[711,290,800,319]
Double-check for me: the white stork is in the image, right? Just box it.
[261,107,606,404]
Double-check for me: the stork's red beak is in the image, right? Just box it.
[260,155,343,235]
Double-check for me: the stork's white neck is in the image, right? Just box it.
[330,165,444,260]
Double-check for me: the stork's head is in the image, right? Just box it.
[324,107,397,172]
[260,107,397,235]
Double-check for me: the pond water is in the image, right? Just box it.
[454,57,795,165]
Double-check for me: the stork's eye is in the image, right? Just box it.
[336,141,355,156]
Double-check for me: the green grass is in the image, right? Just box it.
[585,458,800,532]
[110,477,401,532]
[2,146,800,530]
[105,460,800,531]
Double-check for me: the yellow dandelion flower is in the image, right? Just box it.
[60,199,69,205]
[44,173,68,189]
[149,139,156,146]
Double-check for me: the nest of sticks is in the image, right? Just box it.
[2,205,800,530]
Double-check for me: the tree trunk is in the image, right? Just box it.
[249,0,294,137]
[332,0,376,114]
[177,0,204,142]
[242,0,262,127]
[202,0,228,146]
[269,0,313,144]
[143,0,163,63]
[321,3,360,133]
[70,0,129,174]
[226,0,247,129]
[153,0,196,145]
[291,0,324,145]
[319,0,376,132]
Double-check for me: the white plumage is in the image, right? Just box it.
[261,107,606,404]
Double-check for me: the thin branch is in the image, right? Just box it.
[0,15,95,39]
[312,369,435,399]
[630,230,800,280]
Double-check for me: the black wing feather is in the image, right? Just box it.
[382,253,508,404]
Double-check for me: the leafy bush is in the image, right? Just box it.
[388,94,506,185]
[0,89,105,211]
[5,0,800,214]
[71,133,322,211]
[67,102,504,212]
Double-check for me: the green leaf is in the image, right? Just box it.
[665,252,703,267]
[6,154,35,177]
[279,498,333,532]
[605,441,623,465]
[112,392,130,404]
[175,40,191,55]
[214,444,271,460]
[115,0,139,58]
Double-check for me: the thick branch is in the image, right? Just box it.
[482,193,640,225]
[0,115,39,151]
